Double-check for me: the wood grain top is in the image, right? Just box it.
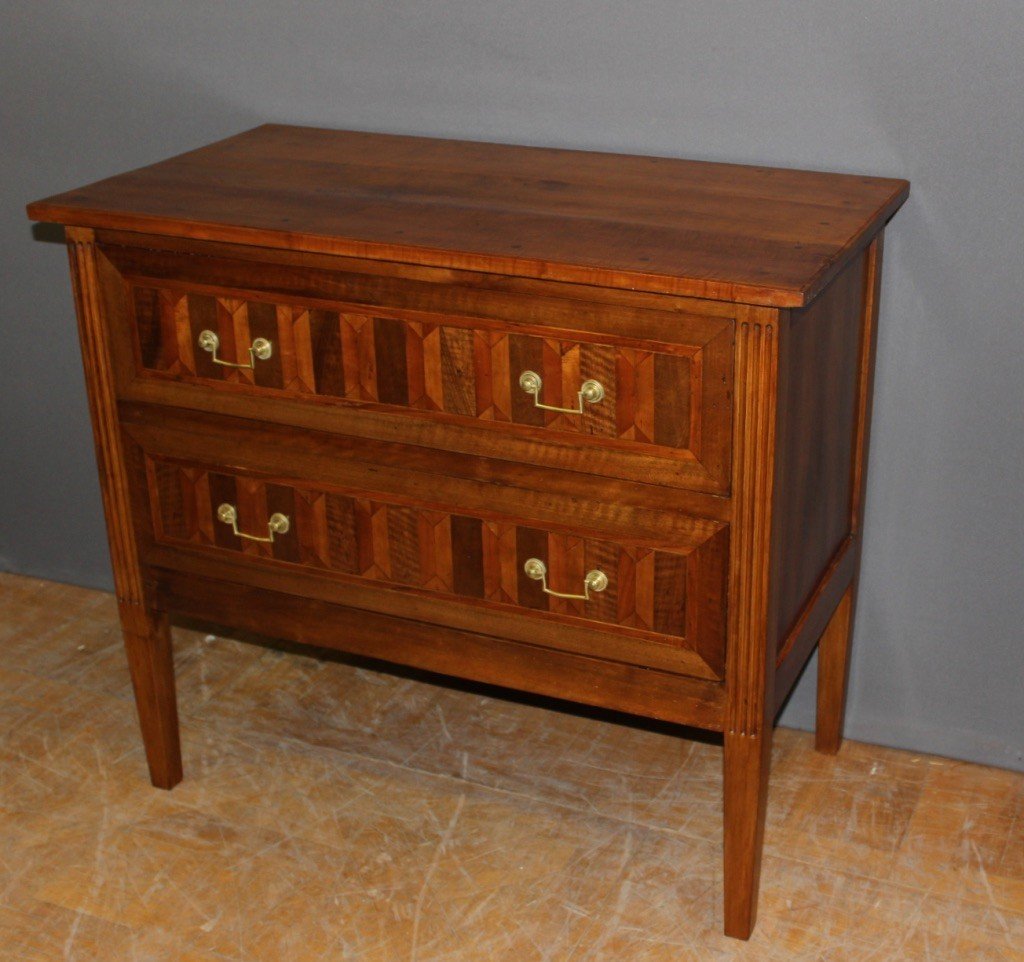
[27,124,908,307]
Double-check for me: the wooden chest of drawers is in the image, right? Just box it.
[27,125,907,939]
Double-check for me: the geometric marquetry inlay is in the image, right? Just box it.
[132,286,710,459]
[146,454,726,675]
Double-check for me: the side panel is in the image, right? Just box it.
[771,251,867,653]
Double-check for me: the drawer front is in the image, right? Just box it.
[102,243,734,493]
[134,285,699,450]
[143,454,727,679]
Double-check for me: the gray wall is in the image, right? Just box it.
[3,1,1022,770]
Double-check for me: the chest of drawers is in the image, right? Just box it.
[27,125,907,939]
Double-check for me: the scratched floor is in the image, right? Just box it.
[0,573,1021,961]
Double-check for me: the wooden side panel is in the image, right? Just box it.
[145,454,725,677]
[771,252,867,651]
[771,236,886,743]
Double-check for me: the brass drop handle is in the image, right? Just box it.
[518,371,605,415]
[523,558,608,601]
[198,329,273,369]
[216,503,290,543]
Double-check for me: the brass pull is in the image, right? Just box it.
[518,371,605,414]
[198,330,273,369]
[523,558,608,601]
[216,503,290,543]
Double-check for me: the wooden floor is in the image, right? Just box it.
[0,572,1021,961]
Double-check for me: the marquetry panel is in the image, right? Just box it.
[131,285,717,461]
[145,455,726,672]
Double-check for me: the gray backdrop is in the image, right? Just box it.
[2,1,1021,770]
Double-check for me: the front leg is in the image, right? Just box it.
[723,727,772,939]
[120,605,182,789]
[66,229,182,790]
[722,314,781,938]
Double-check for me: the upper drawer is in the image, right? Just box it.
[99,241,735,493]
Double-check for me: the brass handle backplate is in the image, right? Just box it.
[198,330,273,369]
[518,370,605,415]
[216,503,290,543]
[523,558,608,601]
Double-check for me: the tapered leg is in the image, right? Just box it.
[721,315,781,939]
[121,607,182,789]
[66,232,183,789]
[815,586,855,754]
[723,727,773,940]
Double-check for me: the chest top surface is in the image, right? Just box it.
[27,124,907,307]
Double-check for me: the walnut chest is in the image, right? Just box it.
[27,125,908,939]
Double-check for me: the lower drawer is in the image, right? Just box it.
[138,452,728,680]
